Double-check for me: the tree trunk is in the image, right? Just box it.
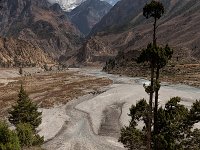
[147,63,155,150]
[154,67,160,150]
[147,16,157,150]
[153,18,157,47]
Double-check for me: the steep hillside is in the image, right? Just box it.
[90,0,147,34]
[78,0,200,65]
[68,0,112,35]
[0,37,54,67]
[76,37,116,66]
[0,0,82,65]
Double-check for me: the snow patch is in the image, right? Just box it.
[48,0,119,11]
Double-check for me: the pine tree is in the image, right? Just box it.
[8,85,42,131]
[136,1,172,149]
[140,2,164,149]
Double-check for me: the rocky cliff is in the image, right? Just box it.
[0,0,82,66]
[0,37,54,67]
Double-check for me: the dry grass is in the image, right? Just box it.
[160,64,200,87]
[108,62,200,87]
[0,70,112,118]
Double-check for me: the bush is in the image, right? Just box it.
[0,121,20,150]
[16,123,34,147]
[16,123,44,148]
[32,134,44,146]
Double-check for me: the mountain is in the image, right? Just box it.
[90,0,147,35]
[68,0,112,35]
[77,0,200,65]
[0,37,54,67]
[105,0,119,5]
[48,0,85,11]
[75,36,116,66]
[47,0,118,11]
[0,0,82,66]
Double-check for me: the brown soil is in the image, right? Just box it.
[107,63,200,88]
[0,70,112,118]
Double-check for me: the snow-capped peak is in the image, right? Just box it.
[48,0,119,11]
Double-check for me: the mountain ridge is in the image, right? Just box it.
[0,0,83,67]
[77,0,200,65]
[68,0,112,35]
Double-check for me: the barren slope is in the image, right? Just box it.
[0,0,82,66]
[77,0,200,65]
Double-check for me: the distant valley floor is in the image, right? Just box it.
[0,67,111,118]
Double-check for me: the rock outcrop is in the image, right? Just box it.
[0,37,54,67]
[0,0,82,66]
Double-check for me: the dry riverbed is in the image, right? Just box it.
[0,67,112,118]
[1,68,200,150]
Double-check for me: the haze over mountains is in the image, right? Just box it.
[0,0,200,67]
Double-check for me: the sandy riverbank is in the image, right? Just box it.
[41,68,200,150]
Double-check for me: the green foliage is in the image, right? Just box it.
[188,100,200,125]
[143,0,164,20]
[16,123,44,147]
[119,97,200,150]
[8,85,42,131]
[103,58,116,71]
[119,126,145,150]
[8,86,44,148]
[32,134,44,146]
[16,123,35,147]
[137,44,173,69]
[0,121,20,150]
[129,99,149,127]
[156,97,189,149]
[181,129,200,150]
[119,99,148,150]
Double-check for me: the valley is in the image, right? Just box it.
[41,69,200,150]
[1,0,200,149]
[1,68,200,150]
[0,67,111,118]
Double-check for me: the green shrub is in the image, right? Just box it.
[16,123,34,147]
[16,123,44,148]
[32,134,44,146]
[0,121,20,150]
